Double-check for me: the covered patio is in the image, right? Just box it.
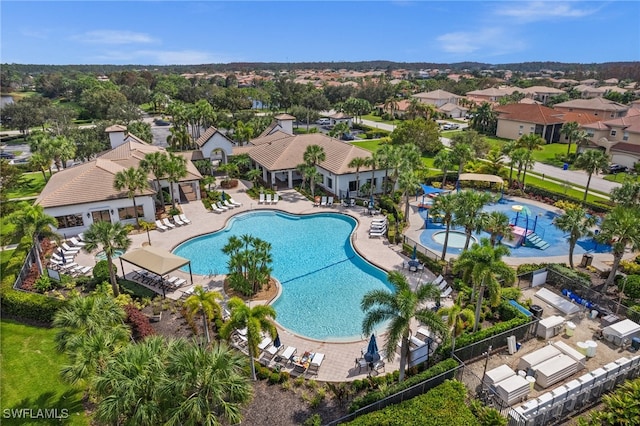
[118,245,193,298]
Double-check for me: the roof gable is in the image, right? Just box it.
[494,103,564,124]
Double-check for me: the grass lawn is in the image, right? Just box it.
[603,172,640,183]
[0,216,19,246]
[352,140,382,152]
[531,143,570,167]
[523,172,609,205]
[0,249,16,272]
[361,114,403,126]
[0,320,89,426]
[5,172,48,199]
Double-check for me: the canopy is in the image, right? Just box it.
[119,245,190,277]
[420,184,449,195]
[458,173,504,185]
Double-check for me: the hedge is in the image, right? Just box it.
[348,358,459,412]
[345,379,479,426]
[0,241,65,323]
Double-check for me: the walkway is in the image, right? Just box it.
[72,181,444,382]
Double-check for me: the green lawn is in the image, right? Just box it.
[0,249,16,272]
[361,114,403,126]
[0,320,89,426]
[352,140,382,152]
[531,143,570,167]
[603,172,640,183]
[5,172,48,199]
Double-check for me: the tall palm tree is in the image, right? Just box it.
[574,149,609,201]
[166,339,252,426]
[480,211,513,247]
[246,168,262,189]
[349,156,369,196]
[376,142,395,195]
[433,149,454,188]
[361,271,447,382]
[399,169,421,223]
[501,140,518,186]
[554,206,597,268]
[430,192,459,260]
[517,134,545,185]
[82,221,131,297]
[471,102,497,135]
[597,207,640,293]
[184,286,223,345]
[453,238,515,332]
[437,300,475,355]
[303,144,326,167]
[28,152,51,182]
[165,153,188,209]
[450,142,474,187]
[454,190,492,251]
[365,153,379,198]
[114,166,149,226]
[140,152,169,208]
[220,297,277,381]
[8,202,58,274]
[560,121,580,156]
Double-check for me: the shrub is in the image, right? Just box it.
[547,263,591,287]
[619,275,640,300]
[516,263,547,275]
[124,304,155,340]
[500,287,522,302]
[268,372,281,385]
[34,275,52,293]
[303,414,322,426]
[93,260,114,282]
[620,260,640,275]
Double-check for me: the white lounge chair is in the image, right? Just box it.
[216,201,229,211]
[173,215,185,226]
[211,204,224,213]
[229,197,242,206]
[173,278,186,287]
[179,214,191,224]
[369,226,387,238]
[259,193,265,204]
[327,196,334,206]
[77,233,85,241]
[61,243,80,253]
[306,352,325,377]
[320,196,327,207]
[155,220,169,231]
[278,346,297,365]
[223,199,235,209]
[73,265,92,276]
[265,194,272,204]
[262,343,283,362]
[162,218,176,229]
[258,336,272,350]
[438,280,449,291]
[433,275,444,285]
[441,286,453,298]
[68,237,86,247]
[272,193,279,204]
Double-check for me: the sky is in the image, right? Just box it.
[1,1,639,66]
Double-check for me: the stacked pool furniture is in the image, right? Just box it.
[516,341,584,389]
[509,355,640,426]
[483,364,531,406]
[602,318,640,347]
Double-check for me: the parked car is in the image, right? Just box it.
[316,118,331,125]
[442,123,460,130]
[0,152,15,159]
[608,164,628,174]
[341,132,355,141]
[154,119,171,126]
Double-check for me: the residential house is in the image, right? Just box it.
[328,112,353,127]
[412,89,461,108]
[194,126,237,165]
[519,86,566,104]
[493,104,565,143]
[35,127,202,235]
[553,98,630,119]
[582,114,640,167]
[573,84,607,99]
[465,87,518,103]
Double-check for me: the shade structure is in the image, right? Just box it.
[420,184,449,196]
[119,245,190,277]
[412,245,417,260]
[364,334,380,362]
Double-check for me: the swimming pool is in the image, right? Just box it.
[173,211,393,341]
[96,249,125,261]
[420,197,611,258]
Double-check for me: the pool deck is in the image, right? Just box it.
[71,185,632,383]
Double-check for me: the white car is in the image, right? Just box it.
[316,118,331,125]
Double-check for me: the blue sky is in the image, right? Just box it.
[1,1,638,65]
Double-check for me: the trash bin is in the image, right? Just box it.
[565,321,576,337]
[581,254,593,267]
[563,163,569,170]
[530,305,543,319]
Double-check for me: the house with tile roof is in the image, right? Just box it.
[582,114,640,167]
[553,98,630,119]
[494,104,566,143]
[35,127,202,235]
[412,90,461,108]
[236,125,386,198]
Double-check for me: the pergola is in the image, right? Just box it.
[118,245,193,288]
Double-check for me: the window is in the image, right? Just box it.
[519,125,523,136]
[586,130,595,137]
[366,178,377,187]
[326,177,333,189]
[55,214,84,229]
[349,181,358,191]
[118,206,144,220]
[623,132,629,141]
[91,210,111,223]
[610,130,617,137]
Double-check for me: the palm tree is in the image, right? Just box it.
[501,140,518,187]
[184,286,223,345]
[433,149,455,188]
[471,102,497,135]
[450,142,474,187]
[8,202,58,274]
[365,153,379,198]
[481,211,513,247]
[453,238,515,332]
[164,153,188,209]
[349,156,369,196]
[437,300,475,355]
[114,166,149,226]
[166,339,252,426]
[454,190,492,251]
[220,297,277,381]
[376,142,395,195]
[517,134,545,185]
[399,169,421,223]
[597,207,640,294]
[28,152,51,182]
[430,192,459,260]
[303,144,326,167]
[574,149,609,201]
[554,206,597,268]
[361,271,447,382]
[560,121,580,156]
[82,221,131,297]
[246,168,262,189]
[140,152,169,208]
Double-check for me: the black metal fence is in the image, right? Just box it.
[12,244,37,291]
[402,235,442,263]
[324,365,463,426]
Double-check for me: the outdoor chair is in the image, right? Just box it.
[355,357,369,373]
[215,201,229,211]
[265,194,272,204]
[441,286,453,298]
[173,215,185,226]
[259,193,265,204]
[155,220,169,231]
[327,196,334,206]
[223,199,235,209]
[61,243,80,253]
[276,346,296,366]
[272,193,279,204]
[320,196,327,207]
[306,353,324,377]
[69,237,86,247]
[229,197,242,206]
[211,204,224,213]
[179,214,191,224]
[162,218,176,229]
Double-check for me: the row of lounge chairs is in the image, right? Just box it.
[313,196,334,207]
[258,193,279,205]
[369,218,387,238]
[212,197,242,213]
[155,214,191,231]
[433,274,453,298]
[131,270,186,290]
[341,198,357,207]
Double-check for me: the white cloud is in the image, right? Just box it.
[20,28,49,40]
[436,28,526,57]
[74,30,157,45]
[496,1,597,23]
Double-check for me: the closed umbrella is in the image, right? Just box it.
[60,250,66,264]
[412,245,417,260]
[273,333,281,348]
[221,190,226,201]
[364,334,380,363]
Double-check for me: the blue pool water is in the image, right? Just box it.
[420,197,611,257]
[173,211,393,341]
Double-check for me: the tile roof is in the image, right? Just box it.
[413,89,460,100]
[611,142,640,154]
[105,124,127,133]
[243,131,373,174]
[554,97,629,111]
[194,126,234,148]
[494,103,565,124]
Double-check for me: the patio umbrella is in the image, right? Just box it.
[60,250,66,264]
[221,190,226,201]
[369,195,375,209]
[412,245,417,260]
[364,334,380,363]
[273,333,281,348]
